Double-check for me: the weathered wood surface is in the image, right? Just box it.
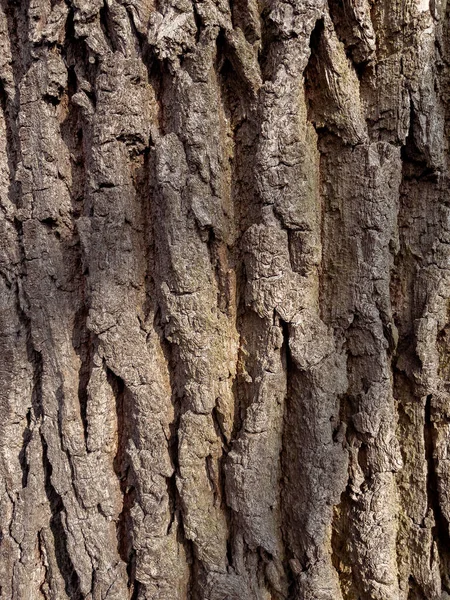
[1,0,450,598]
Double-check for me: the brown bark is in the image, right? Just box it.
[1,0,450,599]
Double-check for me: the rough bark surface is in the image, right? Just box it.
[1,0,450,598]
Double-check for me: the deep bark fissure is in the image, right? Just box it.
[41,433,83,600]
[108,366,138,593]
[156,326,200,599]
[305,33,357,598]
[72,305,93,448]
[17,284,44,487]
[279,317,300,599]
[330,390,359,600]
[18,407,32,488]
[0,0,31,85]
[392,139,437,599]
[192,2,203,45]
[424,394,450,592]
[99,0,118,53]
[216,47,259,449]
[0,79,20,208]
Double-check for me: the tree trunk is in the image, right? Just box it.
[1,0,449,598]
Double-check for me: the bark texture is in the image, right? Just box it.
[1,0,450,598]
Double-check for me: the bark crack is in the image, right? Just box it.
[41,433,82,600]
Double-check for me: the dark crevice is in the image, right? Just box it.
[149,59,166,135]
[0,78,21,209]
[227,0,234,29]
[61,31,93,452]
[205,454,220,506]
[326,0,375,68]
[13,213,44,488]
[18,408,32,488]
[258,6,285,83]
[392,100,443,595]
[192,2,203,44]
[187,548,205,600]
[27,320,44,418]
[216,38,260,453]
[41,433,83,600]
[279,318,301,599]
[230,347,245,442]
[55,386,86,510]
[0,0,32,85]
[206,229,235,317]
[401,98,440,177]
[408,575,427,600]
[279,317,292,377]
[166,473,177,535]
[63,8,98,110]
[43,93,61,106]
[304,19,333,138]
[108,367,137,593]
[211,409,232,526]
[229,0,260,44]
[40,216,59,229]
[305,20,369,147]
[424,394,450,591]
[308,17,325,54]
[72,305,94,448]
[212,405,229,451]
[153,309,199,597]
[121,3,166,136]
[99,0,118,53]
[217,29,260,118]
[130,578,141,600]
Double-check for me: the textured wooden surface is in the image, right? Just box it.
[1,0,450,598]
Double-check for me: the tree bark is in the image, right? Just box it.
[0,0,450,598]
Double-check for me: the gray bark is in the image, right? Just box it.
[0,0,450,598]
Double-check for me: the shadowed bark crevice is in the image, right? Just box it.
[18,408,32,488]
[72,306,93,449]
[99,0,118,54]
[279,317,301,599]
[153,316,200,597]
[41,434,83,600]
[0,79,20,206]
[17,300,44,487]
[0,0,32,84]
[425,394,450,592]
[108,367,137,593]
